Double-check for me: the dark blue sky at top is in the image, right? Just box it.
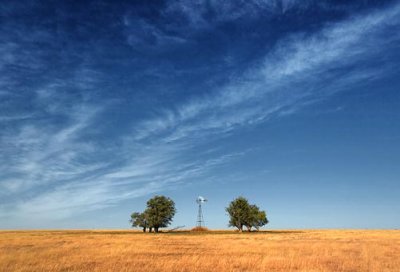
[0,0,399,229]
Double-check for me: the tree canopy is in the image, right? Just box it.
[226,197,268,232]
[130,212,148,232]
[245,205,269,231]
[226,196,251,232]
[130,195,176,233]
[146,195,176,233]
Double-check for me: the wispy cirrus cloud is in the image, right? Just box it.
[132,2,400,143]
[1,1,399,227]
[122,0,382,49]
[123,0,309,48]
[0,70,246,221]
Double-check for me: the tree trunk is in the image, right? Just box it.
[155,227,159,233]
[149,227,152,233]
[142,227,146,232]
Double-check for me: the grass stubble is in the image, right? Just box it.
[0,229,399,272]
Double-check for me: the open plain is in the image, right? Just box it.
[0,230,399,272]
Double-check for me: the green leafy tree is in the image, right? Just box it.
[254,210,268,230]
[145,195,176,233]
[244,205,269,231]
[226,197,251,232]
[226,197,269,232]
[130,212,148,232]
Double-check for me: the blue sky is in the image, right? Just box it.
[1,0,399,229]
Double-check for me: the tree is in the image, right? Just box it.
[244,205,269,231]
[130,212,148,232]
[253,210,268,230]
[226,196,251,232]
[226,197,269,232]
[145,195,176,233]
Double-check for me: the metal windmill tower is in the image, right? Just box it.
[196,196,207,227]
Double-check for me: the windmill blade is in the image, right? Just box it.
[197,196,207,203]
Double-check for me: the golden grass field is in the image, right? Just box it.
[0,229,399,272]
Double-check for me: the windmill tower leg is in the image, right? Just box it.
[197,203,204,227]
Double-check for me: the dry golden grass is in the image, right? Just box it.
[0,229,399,272]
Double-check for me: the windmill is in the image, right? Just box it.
[196,196,207,227]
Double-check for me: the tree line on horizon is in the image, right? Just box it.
[130,195,268,232]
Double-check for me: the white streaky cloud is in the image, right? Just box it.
[0,63,107,195]
[0,114,35,122]
[132,3,400,143]
[1,69,248,220]
[123,0,313,47]
[165,0,311,27]
[264,5,400,80]
[1,2,400,224]
[89,3,400,221]
[2,148,245,219]
[124,17,187,48]
[0,104,104,192]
